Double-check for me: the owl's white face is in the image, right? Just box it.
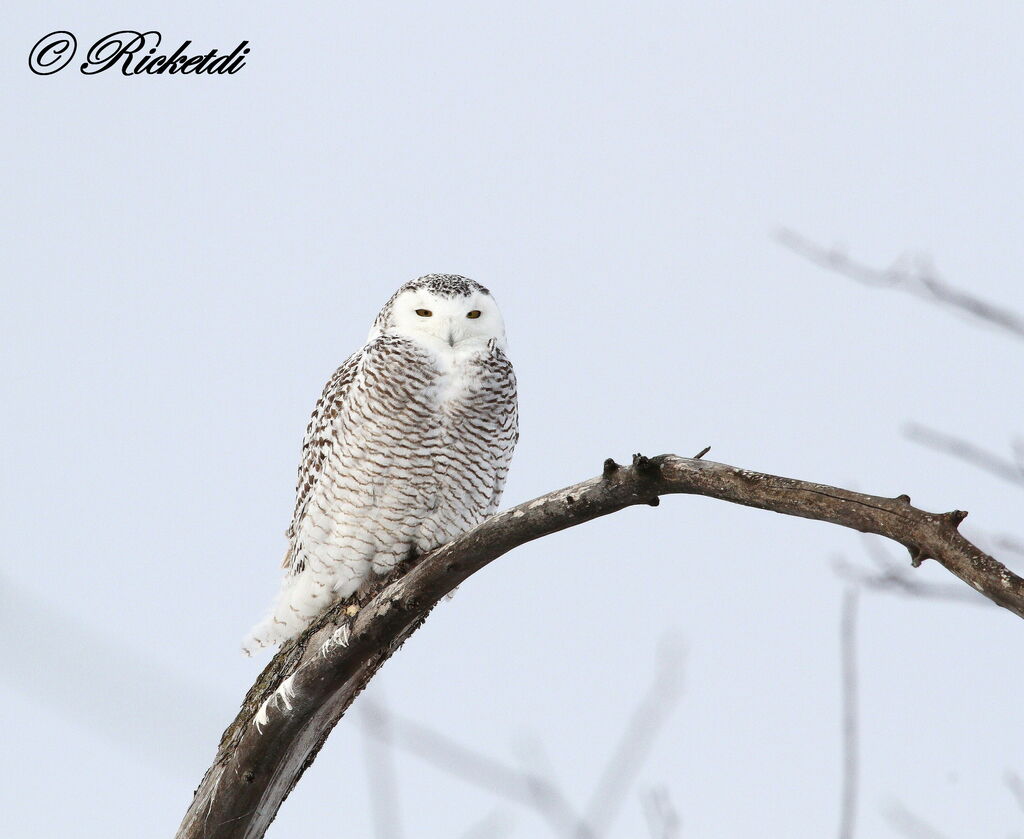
[384,288,508,353]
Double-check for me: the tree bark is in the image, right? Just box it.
[176,453,1023,839]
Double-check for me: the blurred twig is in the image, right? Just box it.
[904,424,1024,490]
[362,645,684,839]
[640,787,681,839]
[361,699,403,839]
[832,536,990,606]
[884,802,952,839]
[838,587,859,839]
[581,641,686,839]
[513,737,585,838]
[995,535,1024,558]
[775,229,1024,341]
[0,574,224,775]
[460,809,516,839]
[832,558,986,606]
[361,699,583,836]
[1005,771,1024,815]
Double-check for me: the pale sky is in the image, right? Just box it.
[3,3,1023,837]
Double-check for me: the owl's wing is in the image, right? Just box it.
[483,338,519,515]
[283,349,362,572]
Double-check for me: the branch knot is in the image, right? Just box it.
[631,453,661,478]
[944,509,968,527]
[908,546,930,568]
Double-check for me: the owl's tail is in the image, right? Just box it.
[241,615,293,656]
[241,572,327,655]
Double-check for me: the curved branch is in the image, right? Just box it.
[175,454,1023,839]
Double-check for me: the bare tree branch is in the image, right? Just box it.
[775,229,1024,340]
[904,423,1024,489]
[838,587,859,839]
[175,454,1024,839]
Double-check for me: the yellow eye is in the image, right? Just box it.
[466,310,482,319]
[415,309,432,317]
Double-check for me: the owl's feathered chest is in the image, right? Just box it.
[348,336,494,428]
[286,333,516,562]
[321,335,511,472]
[418,342,495,423]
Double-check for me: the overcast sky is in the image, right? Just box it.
[3,3,1024,837]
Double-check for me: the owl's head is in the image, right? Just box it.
[370,274,508,352]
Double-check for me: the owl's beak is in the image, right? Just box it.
[444,318,456,347]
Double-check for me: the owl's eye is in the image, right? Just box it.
[466,310,482,319]
[415,309,432,317]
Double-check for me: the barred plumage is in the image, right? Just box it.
[244,275,518,651]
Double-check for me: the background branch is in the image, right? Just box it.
[904,423,1024,489]
[581,641,684,839]
[176,454,1022,839]
[831,538,991,606]
[362,643,683,838]
[1005,771,1024,815]
[363,701,585,836]
[640,787,681,839]
[837,587,859,839]
[775,229,1024,341]
[884,802,952,839]
[360,698,403,839]
[460,810,515,839]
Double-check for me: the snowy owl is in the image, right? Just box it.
[243,275,518,652]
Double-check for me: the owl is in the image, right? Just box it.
[243,275,518,652]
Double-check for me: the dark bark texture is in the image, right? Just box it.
[176,454,1023,839]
